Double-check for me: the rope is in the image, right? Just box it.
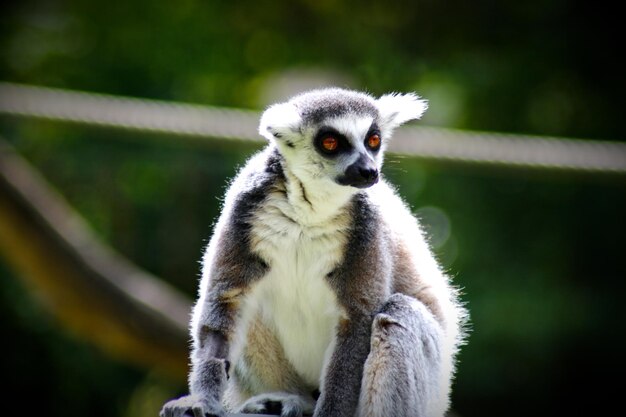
[1,82,625,173]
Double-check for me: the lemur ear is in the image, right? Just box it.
[376,93,428,132]
[259,102,302,142]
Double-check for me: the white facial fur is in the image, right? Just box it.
[255,89,428,224]
[284,115,379,186]
[258,90,427,189]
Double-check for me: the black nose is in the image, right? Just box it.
[359,167,378,182]
[336,154,380,188]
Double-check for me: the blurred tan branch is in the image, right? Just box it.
[0,137,191,379]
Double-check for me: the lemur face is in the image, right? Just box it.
[308,114,382,189]
[259,88,427,189]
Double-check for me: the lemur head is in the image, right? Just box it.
[259,88,427,189]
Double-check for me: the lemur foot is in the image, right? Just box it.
[237,392,316,417]
[160,394,226,417]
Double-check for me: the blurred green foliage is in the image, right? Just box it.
[1,1,624,417]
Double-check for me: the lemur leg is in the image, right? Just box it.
[225,316,317,417]
[357,293,446,417]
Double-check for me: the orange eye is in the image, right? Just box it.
[368,134,381,149]
[322,136,338,152]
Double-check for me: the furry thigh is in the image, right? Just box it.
[357,293,446,417]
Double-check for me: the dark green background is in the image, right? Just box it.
[1,1,624,416]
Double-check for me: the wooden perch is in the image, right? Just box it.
[0,137,192,378]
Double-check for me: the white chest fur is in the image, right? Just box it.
[240,186,351,387]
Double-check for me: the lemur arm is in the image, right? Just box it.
[188,297,234,409]
[161,281,246,417]
[313,315,372,417]
[190,233,269,398]
[160,289,235,417]
[162,206,269,417]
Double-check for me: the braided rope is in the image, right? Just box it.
[1,82,625,173]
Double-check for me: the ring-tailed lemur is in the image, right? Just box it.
[161,88,467,417]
